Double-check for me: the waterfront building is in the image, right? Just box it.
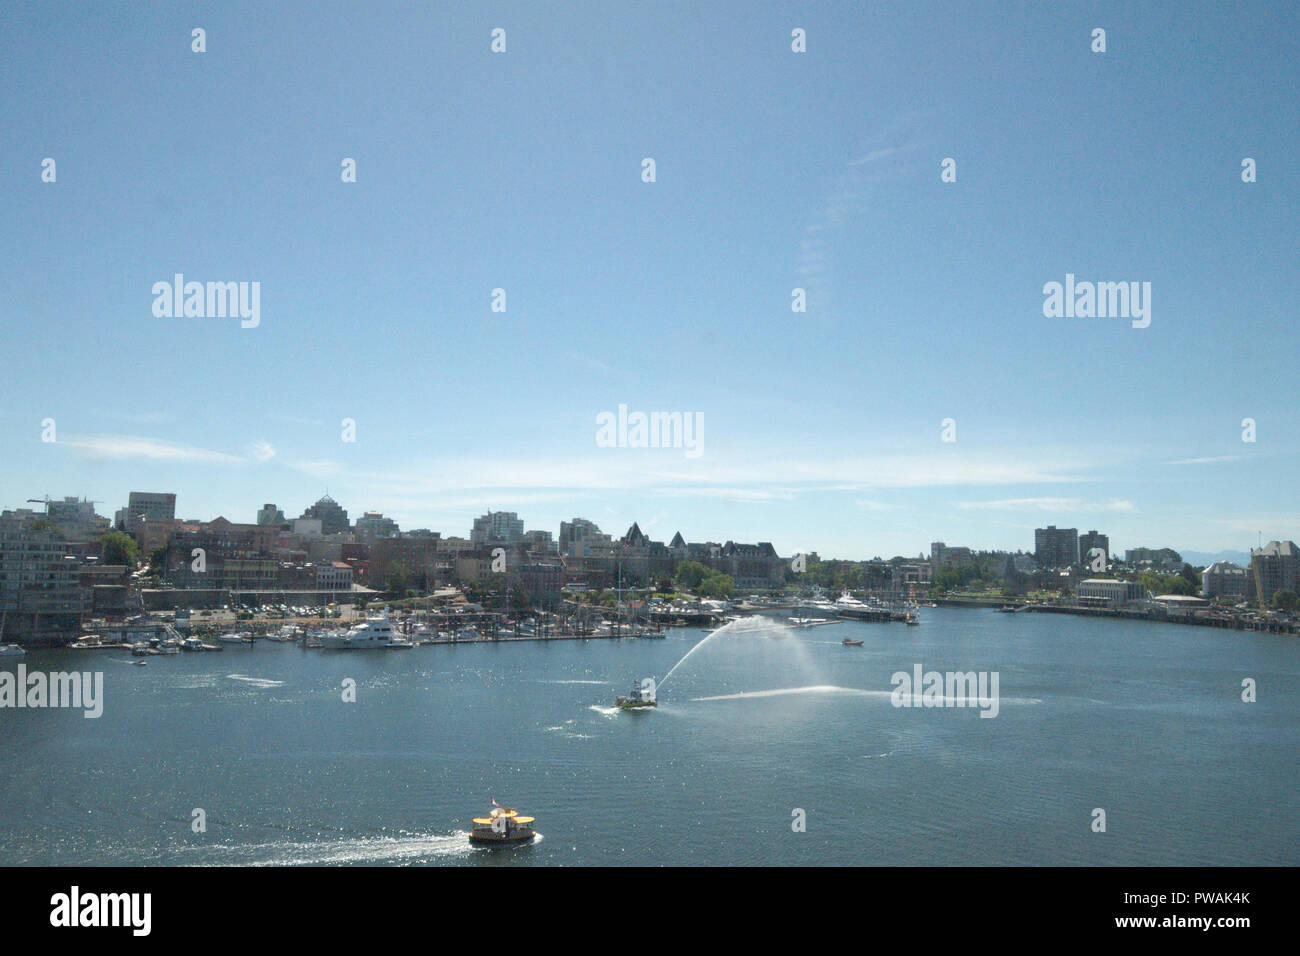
[1250,540,1299,606]
[717,541,784,590]
[1076,578,1146,608]
[0,510,90,645]
[300,495,350,535]
[514,560,564,607]
[317,561,354,591]
[893,563,934,586]
[1035,526,1079,568]
[1202,561,1252,601]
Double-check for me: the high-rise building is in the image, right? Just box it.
[471,511,524,545]
[1079,530,1110,568]
[126,492,176,533]
[300,495,349,535]
[1034,526,1079,568]
[0,510,90,645]
[1250,540,1299,607]
[354,511,399,540]
[559,518,609,556]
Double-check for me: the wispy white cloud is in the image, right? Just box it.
[285,458,344,478]
[250,440,276,462]
[1167,455,1240,466]
[847,145,915,166]
[59,434,242,464]
[958,497,1137,513]
[268,414,326,427]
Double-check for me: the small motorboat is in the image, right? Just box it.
[842,638,864,646]
[132,660,148,667]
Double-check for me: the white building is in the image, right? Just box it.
[316,561,354,591]
[1076,578,1146,608]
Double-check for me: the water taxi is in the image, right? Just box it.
[469,803,537,846]
[616,678,657,709]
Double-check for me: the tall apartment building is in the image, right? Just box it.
[1079,530,1110,567]
[471,511,524,545]
[354,511,399,540]
[559,518,611,556]
[0,510,90,645]
[1250,540,1299,606]
[1034,526,1079,568]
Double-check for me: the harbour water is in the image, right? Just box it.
[1,609,1296,866]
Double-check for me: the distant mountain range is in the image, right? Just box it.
[1179,550,1252,567]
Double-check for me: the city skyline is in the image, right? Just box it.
[1,486,1268,567]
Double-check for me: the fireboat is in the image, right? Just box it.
[616,678,657,710]
[469,802,537,846]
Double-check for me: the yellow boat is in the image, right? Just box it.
[469,804,536,845]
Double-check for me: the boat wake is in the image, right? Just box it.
[588,704,621,717]
[691,684,1042,705]
[182,831,476,866]
[539,679,607,685]
[225,674,285,689]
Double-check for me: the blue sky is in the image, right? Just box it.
[1,1,1296,559]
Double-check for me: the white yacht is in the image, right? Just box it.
[217,632,247,644]
[835,590,872,612]
[319,613,410,649]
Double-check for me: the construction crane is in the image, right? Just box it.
[28,495,102,509]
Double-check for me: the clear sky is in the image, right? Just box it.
[1,1,1296,560]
